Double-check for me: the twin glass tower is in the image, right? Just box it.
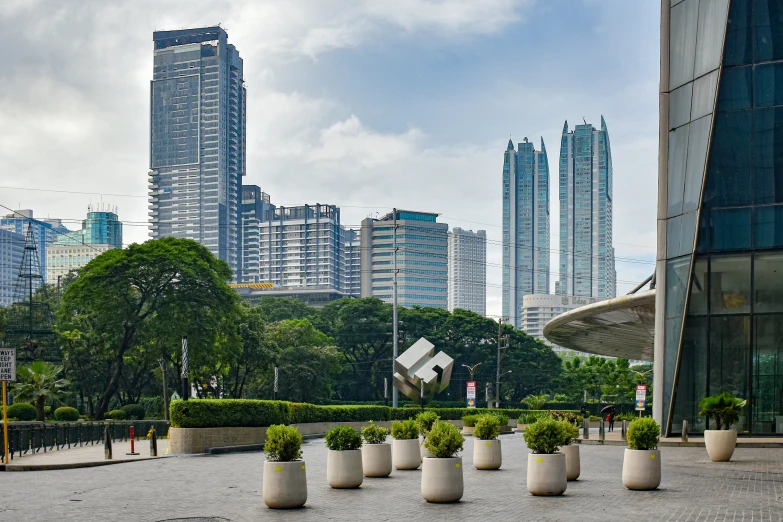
[502,121,616,328]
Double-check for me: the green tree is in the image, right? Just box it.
[57,237,238,419]
[11,361,70,421]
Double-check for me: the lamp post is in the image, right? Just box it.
[461,362,483,381]
[181,336,189,401]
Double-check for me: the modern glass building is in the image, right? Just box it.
[55,205,122,248]
[556,118,616,300]
[0,229,25,307]
[502,137,550,328]
[0,210,63,284]
[148,27,245,278]
[448,227,487,316]
[657,0,783,436]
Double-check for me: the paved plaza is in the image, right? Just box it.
[2,434,782,522]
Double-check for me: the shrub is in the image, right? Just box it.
[105,409,127,420]
[489,412,509,425]
[391,419,419,439]
[139,396,164,419]
[551,411,577,423]
[474,415,500,440]
[517,412,546,424]
[462,414,480,427]
[627,417,660,450]
[521,394,549,410]
[416,411,440,435]
[616,412,638,422]
[120,404,146,420]
[523,417,567,454]
[424,421,464,458]
[290,403,388,424]
[698,392,746,430]
[325,425,362,451]
[264,424,303,462]
[559,419,579,445]
[54,407,80,422]
[361,421,389,444]
[169,399,290,428]
[7,402,37,421]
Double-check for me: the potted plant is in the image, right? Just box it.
[622,417,661,490]
[421,421,465,503]
[699,391,746,462]
[391,419,421,470]
[416,410,440,458]
[361,421,391,477]
[325,425,363,489]
[262,424,307,509]
[522,417,567,496]
[462,414,479,435]
[473,415,502,470]
[559,419,580,481]
[492,412,512,433]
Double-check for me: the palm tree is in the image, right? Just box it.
[11,361,70,421]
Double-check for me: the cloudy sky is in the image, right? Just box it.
[0,0,660,318]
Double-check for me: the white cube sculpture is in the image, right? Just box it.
[393,338,454,403]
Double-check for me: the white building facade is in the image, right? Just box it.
[521,293,601,356]
[447,228,486,315]
[46,244,116,286]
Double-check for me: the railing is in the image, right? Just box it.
[0,420,170,461]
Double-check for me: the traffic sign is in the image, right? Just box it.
[635,384,647,411]
[466,381,476,408]
[0,348,15,382]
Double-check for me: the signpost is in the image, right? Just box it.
[0,348,16,464]
[466,381,476,409]
[635,384,647,417]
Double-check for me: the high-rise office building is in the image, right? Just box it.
[503,137,550,328]
[556,118,616,299]
[520,293,601,356]
[341,228,362,298]
[0,229,25,307]
[361,210,448,309]
[447,228,486,315]
[148,27,246,278]
[46,244,116,286]
[240,185,273,283]
[55,205,122,248]
[0,210,64,284]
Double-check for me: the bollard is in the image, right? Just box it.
[104,426,112,460]
[621,420,628,441]
[599,420,605,441]
[682,420,689,442]
[583,417,590,440]
[149,428,158,457]
[126,426,139,456]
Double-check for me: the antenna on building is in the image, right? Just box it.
[583,117,587,125]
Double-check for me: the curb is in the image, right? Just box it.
[2,455,168,472]
[576,439,783,448]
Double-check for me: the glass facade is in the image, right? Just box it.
[502,137,550,328]
[664,0,783,435]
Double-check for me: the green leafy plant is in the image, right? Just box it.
[626,417,660,450]
[264,424,303,462]
[7,402,37,421]
[361,421,389,444]
[473,415,500,440]
[105,409,127,420]
[391,419,419,439]
[521,394,549,410]
[10,362,70,422]
[559,419,579,446]
[523,417,567,454]
[550,411,577,423]
[423,421,464,458]
[698,392,746,430]
[120,404,146,420]
[489,412,509,425]
[416,411,440,435]
[325,425,362,451]
[462,414,480,427]
[54,407,80,422]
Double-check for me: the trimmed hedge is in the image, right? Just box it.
[54,407,80,421]
[7,402,37,421]
[169,399,577,429]
[120,404,146,420]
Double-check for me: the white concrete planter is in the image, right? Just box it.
[462,426,474,436]
[704,429,737,462]
[516,423,527,431]
[393,438,421,470]
[262,461,307,509]
[326,449,363,489]
[421,457,464,503]
[622,449,661,490]
[526,453,567,496]
[473,438,502,470]
[419,435,435,459]
[561,444,580,481]
[499,425,513,434]
[362,443,392,477]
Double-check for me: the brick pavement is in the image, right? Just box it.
[2,439,169,470]
[1,434,781,522]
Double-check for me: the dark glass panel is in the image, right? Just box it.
[710,255,751,314]
[723,0,752,66]
[703,111,753,208]
[664,315,683,432]
[755,0,783,63]
[672,316,708,433]
[754,205,783,248]
[688,256,709,314]
[680,210,698,255]
[753,252,783,312]
[666,256,692,319]
[668,125,689,217]
[696,209,710,252]
[709,315,750,432]
[717,66,752,111]
[754,62,783,108]
[667,216,683,259]
[683,116,712,213]
[709,207,752,251]
[753,107,783,204]
[753,316,783,434]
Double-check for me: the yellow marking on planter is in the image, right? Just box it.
[485,442,491,447]
[275,466,282,472]
[650,454,656,459]
[455,463,461,468]
[537,457,543,463]
[301,464,306,470]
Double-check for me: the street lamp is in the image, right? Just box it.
[461,362,483,380]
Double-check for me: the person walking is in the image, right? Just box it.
[606,410,615,432]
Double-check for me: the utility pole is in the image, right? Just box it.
[496,318,509,408]
[392,208,399,408]
[181,336,189,401]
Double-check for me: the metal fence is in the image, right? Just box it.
[0,420,170,461]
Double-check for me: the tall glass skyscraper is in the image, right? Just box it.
[556,118,616,299]
[502,137,550,328]
[148,27,246,277]
[56,205,122,248]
